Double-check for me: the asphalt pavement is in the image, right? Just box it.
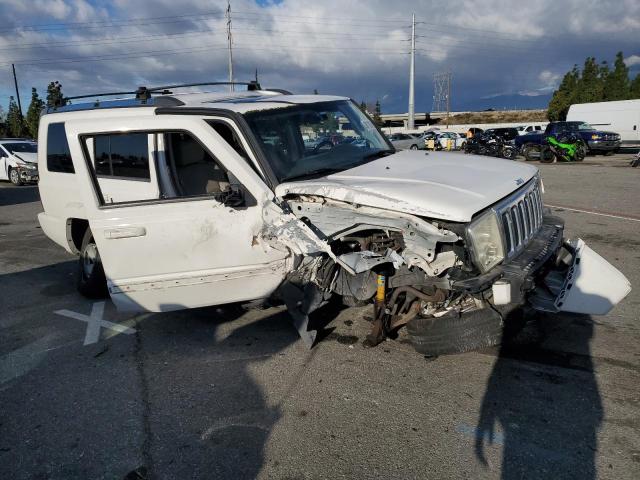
[1,151,639,480]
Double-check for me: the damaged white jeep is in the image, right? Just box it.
[37,82,631,354]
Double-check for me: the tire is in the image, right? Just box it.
[522,144,540,161]
[406,308,503,356]
[9,168,22,186]
[502,146,517,160]
[575,143,587,161]
[77,229,109,298]
[410,144,418,150]
[539,147,555,163]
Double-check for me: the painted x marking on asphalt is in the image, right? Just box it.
[54,302,136,345]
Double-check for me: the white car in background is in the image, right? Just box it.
[517,125,545,135]
[388,133,424,150]
[437,132,466,150]
[0,139,39,185]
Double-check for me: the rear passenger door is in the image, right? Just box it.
[65,116,289,313]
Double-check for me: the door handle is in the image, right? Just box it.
[104,226,147,239]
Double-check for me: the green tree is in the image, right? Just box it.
[0,105,7,137]
[603,51,630,100]
[6,96,24,137]
[547,66,579,121]
[25,87,45,139]
[46,81,64,107]
[630,73,640,99]
[574,57,603,104]
[373,99,382,126]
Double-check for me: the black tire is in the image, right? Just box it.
[9,168,22,186]
[406,308,503,356]
[77,229,109,298]
[410,144,418,150]
[539,147,555,163]
[575,143,587,161]
[502,146,517,160]
[522,144,540,161]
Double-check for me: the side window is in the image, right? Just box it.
[47,123,75,173]
[525,126,532,132]
[165,132,230,197]
[93,133,150,180]
[0,147,7,158]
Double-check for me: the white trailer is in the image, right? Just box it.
[567,100,640,145]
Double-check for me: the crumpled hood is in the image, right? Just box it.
[12,152,38,164]
[276,150,539,222]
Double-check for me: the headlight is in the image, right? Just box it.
[467,211,505,272]
[18,163,37,170]
[591,134,601,140]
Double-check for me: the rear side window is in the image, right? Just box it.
[47,123,74,173]
[93,133,150,180]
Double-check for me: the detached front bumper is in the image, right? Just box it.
[453,215,631,315]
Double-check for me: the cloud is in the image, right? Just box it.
[0,0,638,113]
[625,55,640,66]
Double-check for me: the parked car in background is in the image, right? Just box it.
[517,125,545,135]
[515,121,621,160]
[437,132,466,150]
[567,100,639,146]
[0,138,39,185]
[388,133,424,150]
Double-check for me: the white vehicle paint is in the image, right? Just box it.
[517,124,546,135]
[0,139,39,185]
[36,86,631,352]
[567,100,640,145]
[436,132,466,149]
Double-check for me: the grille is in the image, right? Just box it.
[496,179,544,258]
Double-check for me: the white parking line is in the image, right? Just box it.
[55,301,137,345]
[546,204,640,223]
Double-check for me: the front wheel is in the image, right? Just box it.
[9,168,22,186]
[410,144,418,150]
[575,143,587,161]
[77,229,109,298]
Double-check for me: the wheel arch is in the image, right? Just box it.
[66,218,89,254]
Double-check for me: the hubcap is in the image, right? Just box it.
[82,243,98,277]
[10,170,19,183]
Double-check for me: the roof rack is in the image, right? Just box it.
[55,81,262,107]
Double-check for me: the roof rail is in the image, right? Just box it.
[55,80,262,107]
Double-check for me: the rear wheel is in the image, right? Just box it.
[522,144,540,161]
[9,168,22,186]
[539,147,555,163]
[503,146,517,160]
[77,229,109,298]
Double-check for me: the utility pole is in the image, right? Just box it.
[11,64,23,118]
[226,0,234,92]
[407,13,415,130]
[446,69,451,128]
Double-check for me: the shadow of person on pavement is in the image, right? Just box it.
[475,310,603,479]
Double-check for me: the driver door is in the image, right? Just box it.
[65,116,290,312]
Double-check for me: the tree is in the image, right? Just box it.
[373,99,382,126]
[603,51,630,100]
[6,96,24,137]
[25,87,45,139]
[0,106,7,137]
[630,73,640,99]
[547,66,579,121]
[574,57,603,104]
[46,81,64,107]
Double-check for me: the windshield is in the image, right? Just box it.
[3,142,37,154]
[243,100,392,182]
[578,122,594,130]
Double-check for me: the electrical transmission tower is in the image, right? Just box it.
[432,71,452,125]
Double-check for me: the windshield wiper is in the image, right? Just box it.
[362,149,395,161]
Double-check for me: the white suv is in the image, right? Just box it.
[37,83,630,353]
[0,138,39,185]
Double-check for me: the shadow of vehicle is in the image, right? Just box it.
[0,185,40,207]
[475,310,603,479]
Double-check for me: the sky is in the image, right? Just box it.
[0,0,638,115]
